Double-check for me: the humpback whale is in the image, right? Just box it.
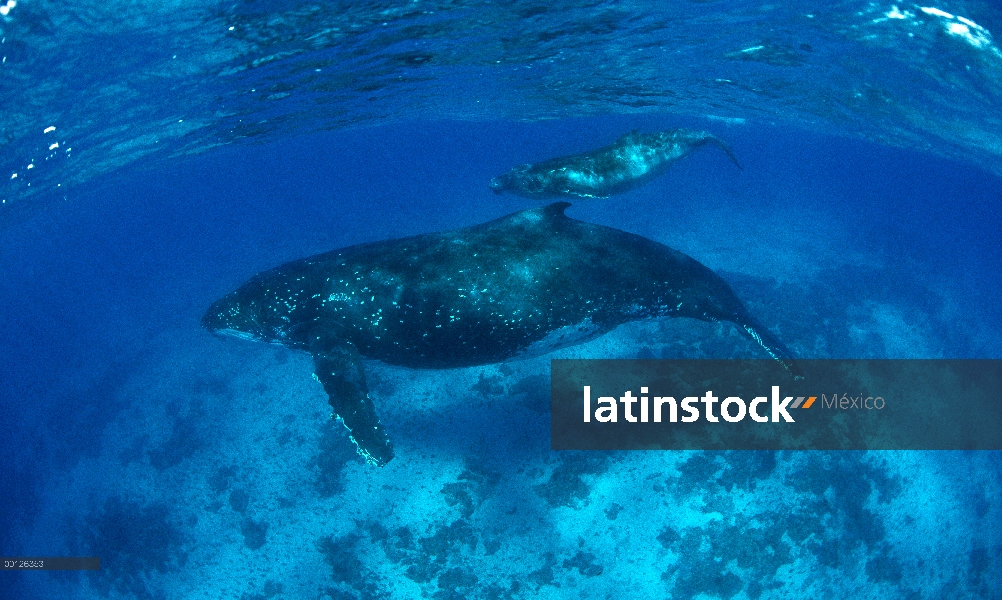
[490,129,742,199]
[203,203,798,466]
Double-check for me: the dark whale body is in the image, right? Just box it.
[490,129,742,199]
[203,203,797,466]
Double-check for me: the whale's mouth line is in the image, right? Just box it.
[214,328,261,342]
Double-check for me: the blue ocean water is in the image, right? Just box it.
[3,2,1002,599]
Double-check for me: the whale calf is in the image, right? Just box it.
[203,203,798,466]
[490,129,742,199]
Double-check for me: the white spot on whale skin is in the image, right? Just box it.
[326,292,354,304]
[515,319,603,359]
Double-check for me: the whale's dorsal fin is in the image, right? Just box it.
[541,201,572,218]
[479,202,572,232]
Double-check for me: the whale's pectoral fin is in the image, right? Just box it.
[739,321,803,380]
[706,135,743,170]
[310,337,394,467]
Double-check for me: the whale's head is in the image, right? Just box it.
[489,173,511,194]
[491,164,542,197]
[201,291,272,343]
